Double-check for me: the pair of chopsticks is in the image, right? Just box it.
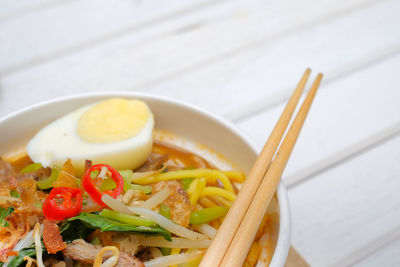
[200,69,323,267]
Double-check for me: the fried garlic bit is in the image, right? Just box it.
[93,246,120,267]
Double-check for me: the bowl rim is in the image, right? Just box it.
[0,91,291,266]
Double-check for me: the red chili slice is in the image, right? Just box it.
[82,164,124,207]
[43,187,83,221]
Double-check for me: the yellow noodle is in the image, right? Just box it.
[23,256,37,267]
[222,170,246,183]
[200,187,236,201]
[187,178,206,205]
[198,197,217,208]
[209,195,233,208]
[132,169,234,193]
[93,246,120,267]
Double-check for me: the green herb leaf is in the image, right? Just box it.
[59,220,95,244]
[68,212,171,241]
[7,247,36,267]
[6,244,46,267]
[0,207,13,227]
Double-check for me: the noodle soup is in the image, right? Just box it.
[0,93,290,266]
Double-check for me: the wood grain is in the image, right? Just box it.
[351,235,400,267]
[238,54,400,185]
[1,0,399,120]
[331,225,400,267]
[289,135,400,266]
[0,0,374,73]
[0,0,218,73]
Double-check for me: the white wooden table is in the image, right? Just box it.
[1,0,399,266]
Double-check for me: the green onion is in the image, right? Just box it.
[100,170,152,194]
[10,190,20,198]
[100,209,155,227]
[130,184,152,194]
[159,247,171,256]
[74,177,82,187]
[100,178,116,191]
[90,170,99,178]
[20,163,42,174]
[181,178,194,191]
[100,178,151,194]
[159,204,171,219]
[37,166,60,189]
[190,206,229,225]
[119,170,137,192]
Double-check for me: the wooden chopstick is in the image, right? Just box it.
[199,69,312,267]
[220,73,323,266]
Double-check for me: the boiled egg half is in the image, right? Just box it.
[27,98,154,173]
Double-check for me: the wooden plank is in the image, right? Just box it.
[288,135,400,266]
[0,0,66,20]
[237,54,400,183]
[0,0,220,73]
[332,226,400,266]
[351,236,400,267]
[0,0,377,74]
[285,123,400,188]
[1,0,397,119]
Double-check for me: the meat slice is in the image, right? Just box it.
[62,239,144,267]
[62,239,96,265]
[152,180,191,227]
[117,253,145,267]
[43,219,66,254]
[136,154,168,172]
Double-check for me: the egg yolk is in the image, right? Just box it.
[78,98,149,143]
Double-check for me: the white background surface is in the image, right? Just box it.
[1,0,399,266]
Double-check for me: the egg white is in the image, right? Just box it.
[27,103,154,174]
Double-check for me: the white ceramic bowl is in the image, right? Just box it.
[0,92,290,266]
